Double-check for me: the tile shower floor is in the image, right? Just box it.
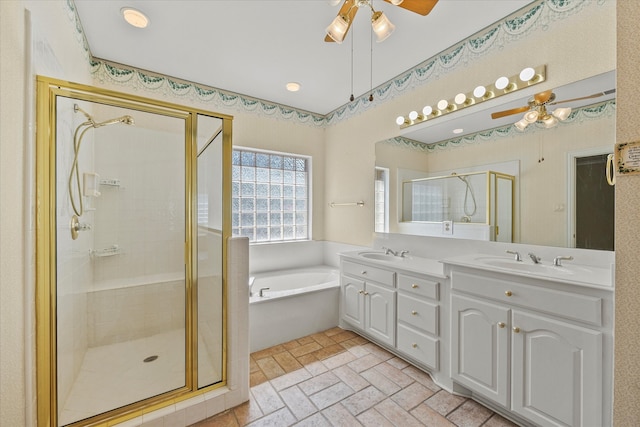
[193,327,518,427]
[60,329,218,426]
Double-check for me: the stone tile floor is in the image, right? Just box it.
[192,327,518,427]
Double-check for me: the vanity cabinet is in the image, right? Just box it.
[450,268,605,427]
[341,260,396,346]
[340,258,441,371]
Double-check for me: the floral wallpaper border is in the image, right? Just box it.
[383,99,616,154]
[67,0,603,128]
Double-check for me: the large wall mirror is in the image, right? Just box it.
[376,71,616,250]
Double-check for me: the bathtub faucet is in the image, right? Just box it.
[259,287,270,297]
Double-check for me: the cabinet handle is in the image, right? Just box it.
[363,291,369,296]
[497,322,505,328]
[513,327,520,333]
[505,290,513,297]
[412,343,418,348]
[361,271,367,275]
[411,284,418,289]
[411,310,418,315]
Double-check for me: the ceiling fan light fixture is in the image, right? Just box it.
[326,14,350,43]
[390,0,404,5]
[542,115,558,128]
[371,11,395,42]
[523,110,539,123]
[552,107,572,121]
[515,119,529,131]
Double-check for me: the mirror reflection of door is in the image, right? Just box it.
[575,153,614,250]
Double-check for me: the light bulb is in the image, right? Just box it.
[390,0,404,4]
[519,67,536,82]
[542,115,558,128]
[326,14,350,43]
[121,7,149,28]
[395,116,406,126]
[473,86,486,98]
[408,111,419,121]
[454,93,467,105]
[495,76,510,90]
[371,12,395,42]
[422,106,433,116]
[286,82,301,92]
[437,99,449,110]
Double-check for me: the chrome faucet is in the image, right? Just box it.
[506,250,522,261]
[259,287,270,297]
[528,253,542,264]
[383,247,398,256]
[553,255,574,266]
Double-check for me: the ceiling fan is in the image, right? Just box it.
[491,88,616,130]
[325,0,439,43]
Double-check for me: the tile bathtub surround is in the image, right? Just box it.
[192,328,517,427]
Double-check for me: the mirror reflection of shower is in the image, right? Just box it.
[68,104,134,239]
[453,172,477,222]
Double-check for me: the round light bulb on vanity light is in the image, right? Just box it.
[422,106,433,116]
[408,111,419,121]
[519,67,536,82]
[473,85,487,98]
[437,99,449,110]
[495,76,510,90]
[454,93,467,105]
[396,116,407,126]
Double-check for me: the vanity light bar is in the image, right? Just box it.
[395,65,547,129]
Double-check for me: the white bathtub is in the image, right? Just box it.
[249,266,340,352]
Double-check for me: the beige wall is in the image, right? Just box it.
[614,1,640,425]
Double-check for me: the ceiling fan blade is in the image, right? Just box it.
[533,90,553,104]
[491,106,530,120]
[325,0,359,42]
[548,89,616,105]
[384,0,439,16]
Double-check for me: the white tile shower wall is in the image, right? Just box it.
[87,280,184,347]
[92,123,185,289]
[56,99,94,409]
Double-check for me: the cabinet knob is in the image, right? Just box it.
[497,322,505,328]
[411,310,417,315]
[363,291,369,296]
[358,290,364,294]
[505,290,513,297]
[361,271,367,275]
[412,343,418,348]
[411,284,418,289]
[513,327,520,333]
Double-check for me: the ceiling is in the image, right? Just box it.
[73,0,535,116]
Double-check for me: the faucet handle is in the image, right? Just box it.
[399,250,410,258]
[506,250,522,261]
[553,256,574,266]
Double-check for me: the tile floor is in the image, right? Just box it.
[192,327,519,427]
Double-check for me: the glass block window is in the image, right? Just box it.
[232,148,310,242]
[374,167,389,233]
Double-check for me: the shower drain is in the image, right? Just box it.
[143,355,159,363]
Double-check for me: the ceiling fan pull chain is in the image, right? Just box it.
[350,30,355,102]
[369,23,374,102]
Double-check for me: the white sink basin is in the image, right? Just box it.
[358,252,405,262]
[480,258,573,275]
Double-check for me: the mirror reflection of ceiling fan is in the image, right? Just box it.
[325,0,439,43]
[491,88,616,130]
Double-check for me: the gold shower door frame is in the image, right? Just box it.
[35,76,232,427]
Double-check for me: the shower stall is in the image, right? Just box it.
[35,77,231,426]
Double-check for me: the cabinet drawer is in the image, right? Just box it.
[397,324,439,370]
[398,294,438,335]
[451,270,602,326]
[343,260,395,287]
[397,274,439,300]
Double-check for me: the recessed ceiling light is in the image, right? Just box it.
[286,82,301,92]
[453,128,464,134]
[121,7,149,28]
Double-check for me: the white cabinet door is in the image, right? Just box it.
[451,294,510,407]
[341,277,364,328]
[511,311,603,427]
[365,282,396,347]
